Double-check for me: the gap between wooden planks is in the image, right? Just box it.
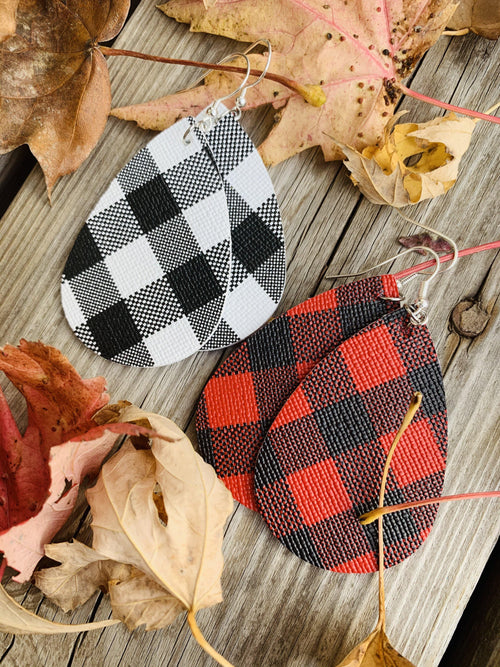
[0,1,499,665]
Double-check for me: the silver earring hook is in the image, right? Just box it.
[327,245,441,326]
[326,245,440,281]
[236,39,272,107]
[206,52,252,119]
[182,52,251,144]
[185,39,272,96]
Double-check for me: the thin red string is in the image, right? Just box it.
[393,240,500,279]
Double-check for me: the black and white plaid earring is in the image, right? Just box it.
[61,45,285,367]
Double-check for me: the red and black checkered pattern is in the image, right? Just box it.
[254,308,447,573]
[196,275,400,509]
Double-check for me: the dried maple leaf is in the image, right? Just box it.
[37,405,234,663]
[87,405,234,620]
[340,112,476,206]
[447,0,500,39]
[35,541,134,612]
[36,541,185,630]
[113,0,455,166]
[0,341,157,580]
[0,340,109,534]
[0,0,130,195]
[0,0,17,42]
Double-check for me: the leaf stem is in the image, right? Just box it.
[442,28,470,36]
[398,84,500,124]
[360,491,500,525]
[100,46,325,106]
[187,610,234,667]
[376,392,422,631]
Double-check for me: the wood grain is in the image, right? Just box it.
[0,3,498,666]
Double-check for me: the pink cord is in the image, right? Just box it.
[393,240,500,279]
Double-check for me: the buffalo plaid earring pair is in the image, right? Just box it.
[61,45,286,367]
[197,248,450,573]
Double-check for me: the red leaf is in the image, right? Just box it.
[0,341,109,535]
[0,422,157,582]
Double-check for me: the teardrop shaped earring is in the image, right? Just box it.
[61,57,255,366]
[62,43,286,366]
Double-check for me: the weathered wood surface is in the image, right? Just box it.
[0,2,499,665]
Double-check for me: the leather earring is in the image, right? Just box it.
[61,47,286,365]
[196,250,451,572]
[254,306,447,573]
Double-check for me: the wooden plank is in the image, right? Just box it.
[0,3,498,665]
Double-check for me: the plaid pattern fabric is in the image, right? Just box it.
[61,116,231,366]
[254,308,447,573]
[62,110,285,365]
[196,275,400,509]
[200,112,285,350]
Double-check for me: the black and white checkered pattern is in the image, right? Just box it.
[62,108,285,366]
[61,117,232,366]
[200,112,285,350]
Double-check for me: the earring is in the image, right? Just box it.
[61,45,286,366]
[61,115,233,367]
[198,109,285,350]
[190,41,286,350]
[254,304,446,573]
[196,246,454,572]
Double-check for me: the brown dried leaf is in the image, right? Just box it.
[341,112,476,206]
[335,627,415,667]
[398,233,452,254]
[109,568,185,631]
[113,0,455,166]
[448,0,500,39]
[35,541,133,612]
[0,562,118,634]
[89,405,234,619]
[37,541,186,630]
[0,0,130,195]
[0,0,17,42]
[38,405,234,633]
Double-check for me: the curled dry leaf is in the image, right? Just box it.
[113,0,455,166]
[0,0,18,42]
[447,0,500,39]
[0,561,118,635]
[37,404,234,635]
[0,0,130,195]
[35,541,134,613]
[341,112,476,206]
[399,233,453,254]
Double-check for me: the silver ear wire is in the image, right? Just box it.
[326,245,441,326]
[183,52,251,144]
[398,248,441,325]
[235,39,272,108]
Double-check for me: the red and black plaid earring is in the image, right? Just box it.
[196,241,498,573]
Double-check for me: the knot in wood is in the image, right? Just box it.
[451,300,490,338]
